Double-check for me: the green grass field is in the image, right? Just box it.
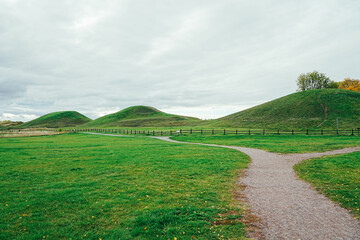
[171,135,360,153]
[0,134,249,240]
[295,152,360,219]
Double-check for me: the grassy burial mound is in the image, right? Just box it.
[84,106,200,127]
[19,111,91,128]
[214,89,360,130]
[0,120,23,129]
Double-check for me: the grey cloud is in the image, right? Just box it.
[0,80,26,100]
[0,0,359,121]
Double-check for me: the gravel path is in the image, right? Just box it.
[85,133,360,239]
[152,136,360,240]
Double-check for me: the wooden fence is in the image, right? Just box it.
[68,128,360,136]
[2,128,359,136]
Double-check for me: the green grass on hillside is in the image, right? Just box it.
[295,152,360,219]
[19,111,91,128]
[0,134,249,239]
[214,89,360,130]
[171,135,360,153]
[0,120,23,129]
[84,106,200,127]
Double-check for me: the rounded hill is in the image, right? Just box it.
[19,111,91,128]
[215,89,360,129]
[85,106,200,127]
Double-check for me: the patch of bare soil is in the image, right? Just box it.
[0,130,62,138]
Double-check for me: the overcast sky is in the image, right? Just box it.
[1,0,359,121]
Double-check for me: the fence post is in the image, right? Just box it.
[212,129,214,135]
[351,129,354,136]
[170,130,172,135]
[161,131,162,136]
[249,129,251,135]
[263,129,265,135]
[153,130,155,136]
[190,129,192,134]
[224,129,226,135]
[180,129,182,134]
[201,129,203,134]
[306,129,308,135]
[321,129,323,135]
[292,129,294,135]
[236,129,238,135]
[277,129,280,135]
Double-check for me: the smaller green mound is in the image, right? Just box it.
[0,120,23,129]
[215,89,360,129]
[19,111,91,128]
[85,106,200,127]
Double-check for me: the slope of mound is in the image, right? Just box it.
[85,106,200,127]
[215,89,360,129]
[19,111,91,128]
[0,120,23,129]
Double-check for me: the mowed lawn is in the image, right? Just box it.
[172,134,360,219]
[171,135,360,153]
[295,152,360,219]
[0,134,249,240]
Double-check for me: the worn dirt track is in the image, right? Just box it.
[85,133,360,239]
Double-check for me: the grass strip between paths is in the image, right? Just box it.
[295,152,360,220]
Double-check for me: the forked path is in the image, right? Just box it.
[153,136,360,240]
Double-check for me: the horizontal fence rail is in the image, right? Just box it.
[1,128,360,136]
[66,128,360,136]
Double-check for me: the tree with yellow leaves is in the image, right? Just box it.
[338,78,360,92]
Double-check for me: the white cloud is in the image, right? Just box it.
[141,9,209,63]
[1,113,38,122]
[70,9,111,31]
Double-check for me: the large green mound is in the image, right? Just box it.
[19,111,91,128]
[214,89,360,129]
[85,106,200,127]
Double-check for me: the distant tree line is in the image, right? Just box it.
[297,71,359,92]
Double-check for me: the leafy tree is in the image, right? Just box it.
[328,81,340,89]
[338,78,360,92]
[296,71,332,91]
